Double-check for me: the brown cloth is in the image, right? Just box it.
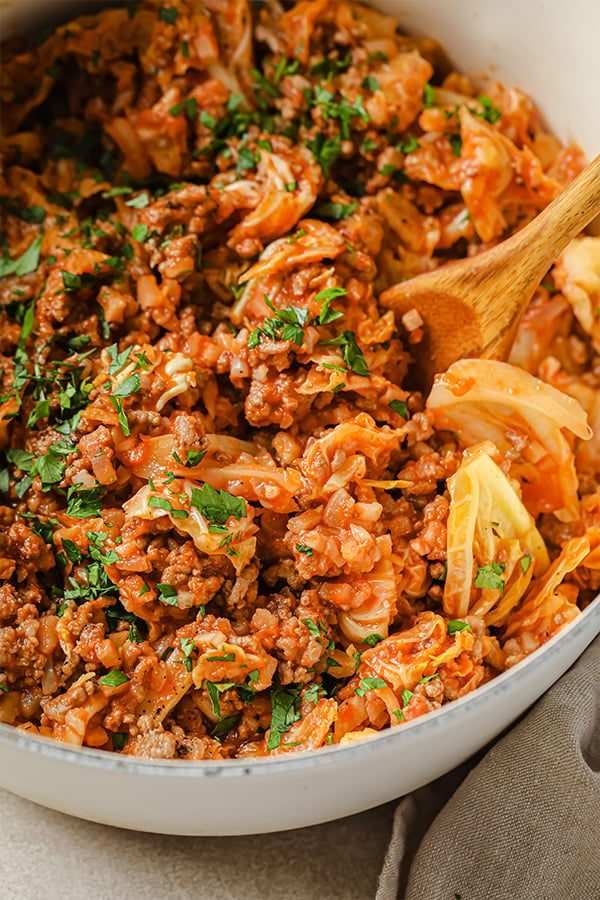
[377,634,600,900]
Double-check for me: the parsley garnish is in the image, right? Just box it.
[361,634,384,647]
[310,52,351,79]
[474,561,506,593]
[205,680,236,719]
[148,495,189,520]
[112,733,129,751]
[132,224,149,242]
[248,294,310,348]
[99,670,129,687]
[320,330,369,377]
[306,134,341,176]
[296,544,314,556]
[449,133,463,157]
[356,677,387,698]
[0,236,43,278]
[478,95,502,124]
[400,135,420,153]
[158,6,178,23]
[267,687,302,750]
[423,83,436,107]
[172,449,207,468]
[388,399,408,419]
[125,192,151,209]
[112,373,140,398]
[520,555,532,575]
[361,75,380,91]
[0,199,46,224]
[190,483,246,524]
[66,485,104,518]
[447,620,472,635]
[237,145,260,175]
[314,200,358,220]
[157,583,178,606]
[169,97,197,121]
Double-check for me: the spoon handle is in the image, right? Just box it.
[495,153,600,283]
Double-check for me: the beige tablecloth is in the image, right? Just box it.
[0,788,394,900]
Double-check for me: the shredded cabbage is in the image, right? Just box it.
[444,446,549,619]
[427,358,591,521]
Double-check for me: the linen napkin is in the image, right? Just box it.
[376,634,600,900]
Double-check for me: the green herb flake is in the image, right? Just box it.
[125,192,151,209]
[158,6,178,23]
[0,236,43,279]
[295,544,314,556]
[66,485,105,518]
[356,676,387,698]
[132,224,149,243]
[449,133,463,157]
[520,555,532,575]
[388,399,408,419]
[423,82,436,108]
[99,670,130,687]
[112,373,140,398]
[267,687,302,750]
[320,330,369,377]
[157,583,178,606]
[474,560,506,593]
[190,483,246,524]
[447,620,472,635]
[361,633,384,647]
[478,94,502,124]
[361,75,380,91]
[112,732,129,751]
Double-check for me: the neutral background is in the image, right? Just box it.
[0,787,394,899]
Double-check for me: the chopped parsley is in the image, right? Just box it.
[169,97,197,121]
[148,495,189,520]
[447,620,472,635]
[477,94,502,124]
[449,133,463,158]
[248,294,310,348]
[0,236,43,278]
[125,192,151,209]
[356,677,387,698]
[320,330,369,377]
[388,399,408,419]
[423,82,436,107]
[190,483,246,524]
[361,634,384,647]
[267,687,302,750]
[157,583,178,606]
[520,555,532,575]
[65,485,105,518]
[112,733,129,751]
[474,560,506,593]
[306,134,341,177]
[99,670,129,687]
[361,75,380,91]
[296,544,314,556]
[132,224,149,242]
[205,680,236,719]
[158,6,178,24]
[314,200,358,220]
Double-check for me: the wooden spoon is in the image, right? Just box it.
[380,153,600,392]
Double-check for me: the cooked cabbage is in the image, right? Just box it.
[427,358,591,521]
